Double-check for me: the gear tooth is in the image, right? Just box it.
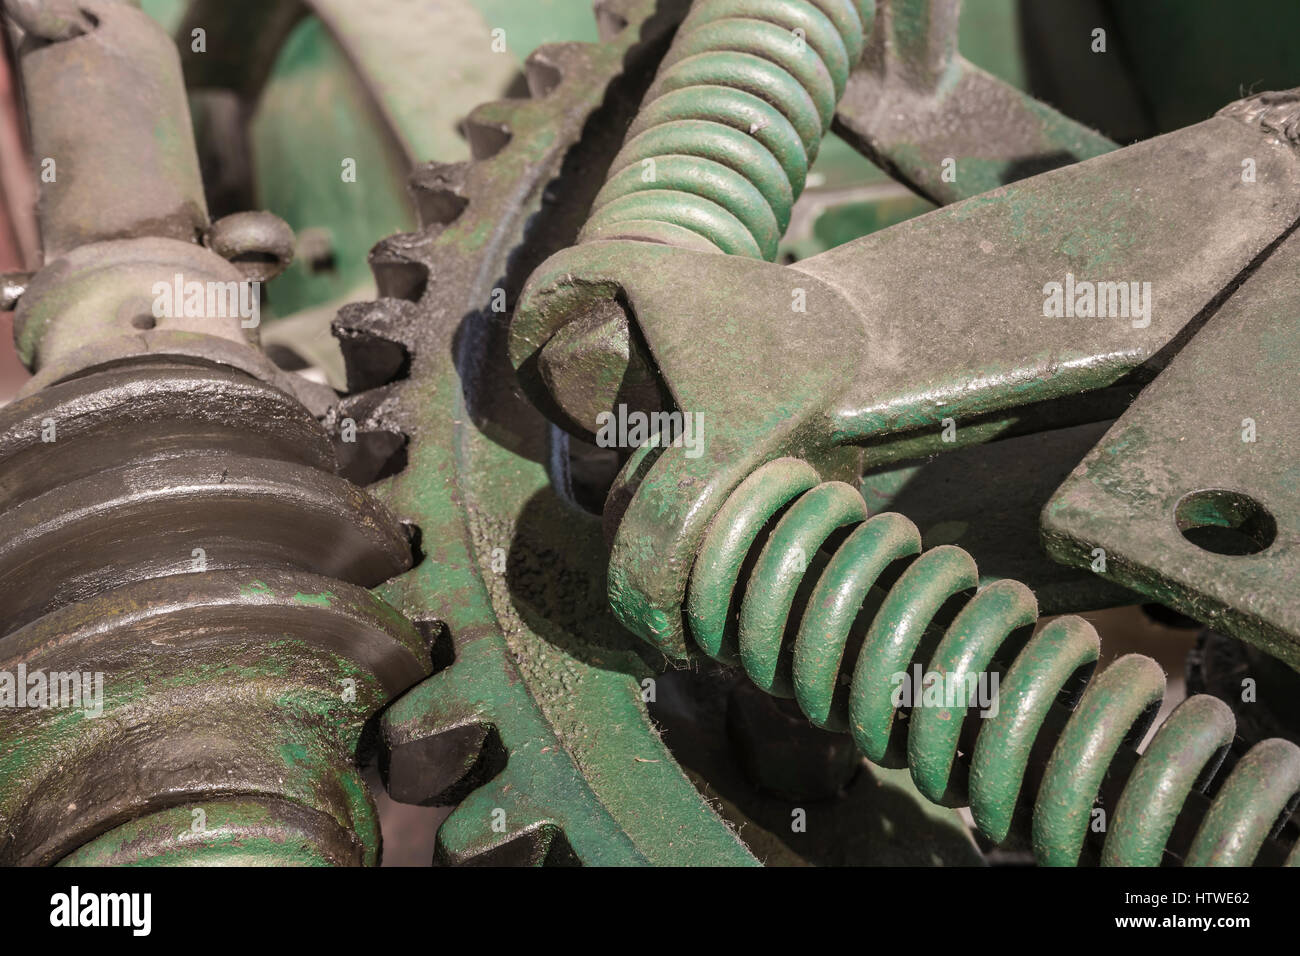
[333,299,416,392]
[443,822,578,867]
[523,42,595,98]
[334,297,417,344]
[592,0,637,40]
[334,0,724,868]
[367,233,430,302]
[462,103,516,160]
[408,162,470,229]
[370,230,432,260]
[336,382,405,433]
[331,382,412,487]
[434,781,577,866]
[379,667,506,807]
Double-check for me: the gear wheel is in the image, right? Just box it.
[350,0,1300,868]
[335,0,764,865]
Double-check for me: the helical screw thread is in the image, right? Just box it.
[0,360,428,865]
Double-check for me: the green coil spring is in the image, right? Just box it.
[581,0,876,258]
[685,458,1300,865]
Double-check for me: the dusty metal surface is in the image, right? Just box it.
[1044,213,1300,669]
[513,93,1300,660]
[833,0,1115,204]
[508,0,1300,866]
[0,568,428,866]
[5,0,1300,871]
[858,422,1141,613]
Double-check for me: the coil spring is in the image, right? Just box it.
[686,458,1300,865]
[581,0,876,259]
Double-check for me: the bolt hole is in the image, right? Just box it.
[1175,489,1276,556]
[131,314,156,330]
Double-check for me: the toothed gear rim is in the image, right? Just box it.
[336,0,758,865]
